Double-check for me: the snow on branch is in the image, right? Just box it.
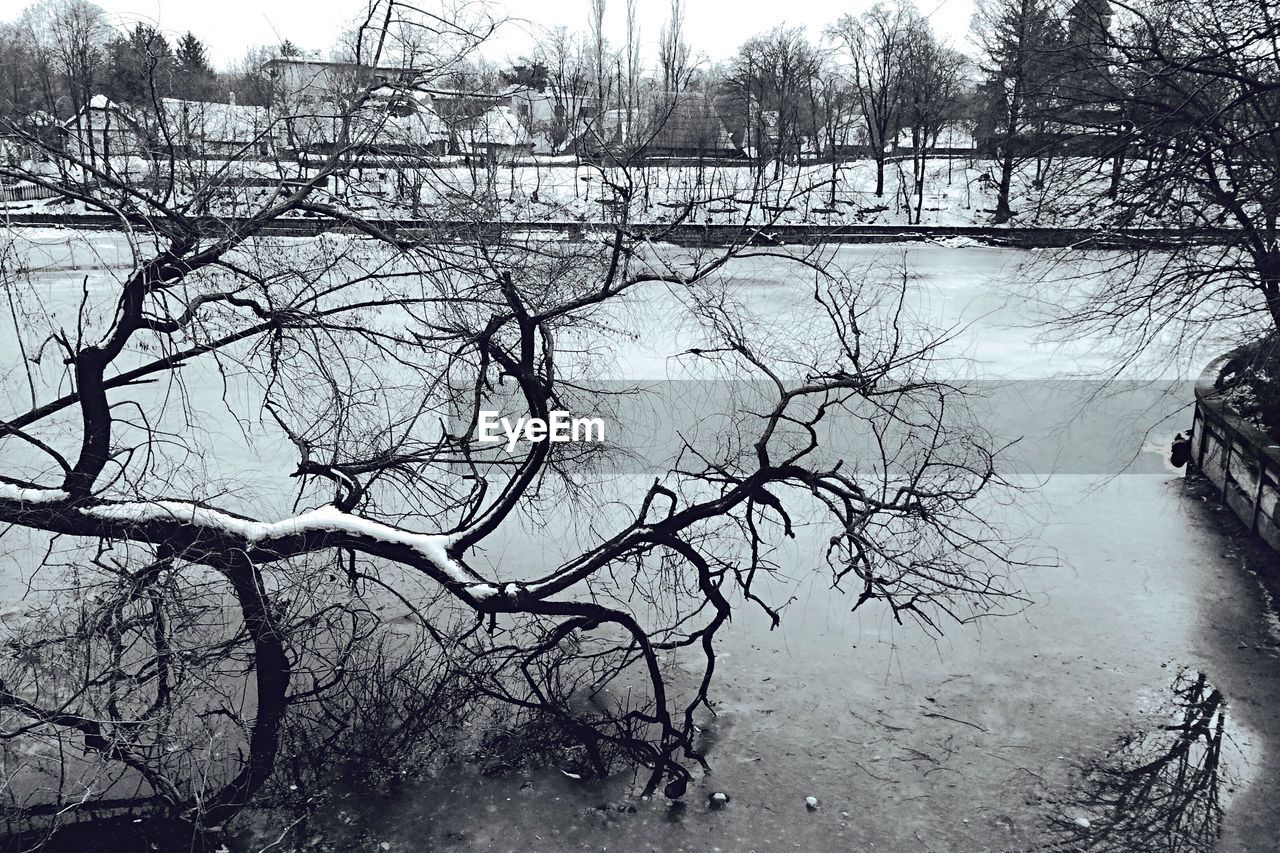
[0,484,494,602]
[0,485,71,504]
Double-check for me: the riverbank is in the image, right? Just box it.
[0,212,1237,249]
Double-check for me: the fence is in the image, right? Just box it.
[0,182,59,203]
[1190,348,1280,551]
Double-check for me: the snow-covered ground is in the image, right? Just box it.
[2,156,1117,228]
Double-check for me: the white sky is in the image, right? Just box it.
[6,0,977,71]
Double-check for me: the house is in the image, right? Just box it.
[263,56,424,110]
[815,116,872,158]
[508,85,600,153]
[639,97,739,159]
[453,105,534,162]
[350,85,450,155]
[500,85,599,153]
[265,56,431,152]
[733,108,781,161]
[62,95,145,162]
[0,112,61,165]
[62,95,279,161]
[576,98,740,161]
[893,123,976,154]
[160,97,278,156]
[585,107,642,151]
[501,85,558,129]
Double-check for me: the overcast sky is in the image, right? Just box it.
[12,0,977,70]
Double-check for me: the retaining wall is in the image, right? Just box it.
[0,212,1240,249]
[1191,348,1280,551]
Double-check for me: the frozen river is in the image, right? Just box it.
[288,245,1280,852]
[3,232,1279,851]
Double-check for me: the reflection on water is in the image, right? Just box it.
[1042,669,1232,852]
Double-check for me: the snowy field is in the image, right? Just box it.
[2,156,1118,228]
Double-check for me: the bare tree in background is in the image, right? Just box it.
[658,0,691,96]
[899,20,967,224]
[827,1,915,198]
[0,0,1025,846]
[1044,0,1280,367]
[808,54,858,208]
[11,0,111,169]
[623,0,641,130]
[728,26,821,179]
[532,26,593,153]
[588,0,610,139]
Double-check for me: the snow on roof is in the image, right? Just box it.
[499,83,542,98]
[893,122,975,150]
[462,105,533,148]
[354,98,449,145]
[644,99,735,152]
[817,120,867,148]
[67,97,272,144]
[161,98,271,143]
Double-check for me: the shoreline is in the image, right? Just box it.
[0,212,1237,249]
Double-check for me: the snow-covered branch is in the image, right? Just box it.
[0,485,496,604]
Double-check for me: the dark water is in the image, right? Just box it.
[221,472,1280,853]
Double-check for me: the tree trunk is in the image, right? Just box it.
[1265,282,1280,332]
[1261,252,1280,331]
[915,153,926,225]
[1108,144,1126,201]
[912,128,925,225]
[874,155,885,198]
[994,146,1015,224]
[198,555,291,826]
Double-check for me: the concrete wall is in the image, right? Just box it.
[1191,349,1280,552]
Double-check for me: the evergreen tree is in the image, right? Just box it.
[103,23,172,104]
[972,0,1065,222]
[174,31,216,100]
[1061,0,1115,108]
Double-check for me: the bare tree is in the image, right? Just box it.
[658,0,691,96]
[899,21,968,223]
[588,0,610,138]
[1045,0,1280,366]
[827,1,915,197]
[623,0,641,124]
[532,26,593,152]
[0,0,1023,844]
[16,0,111,168]
[806,54,858,207]
[729,26,821,178]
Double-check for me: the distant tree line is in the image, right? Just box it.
[2,0,1277,251]
[499,0,1126,213]
[0,0,297,125]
